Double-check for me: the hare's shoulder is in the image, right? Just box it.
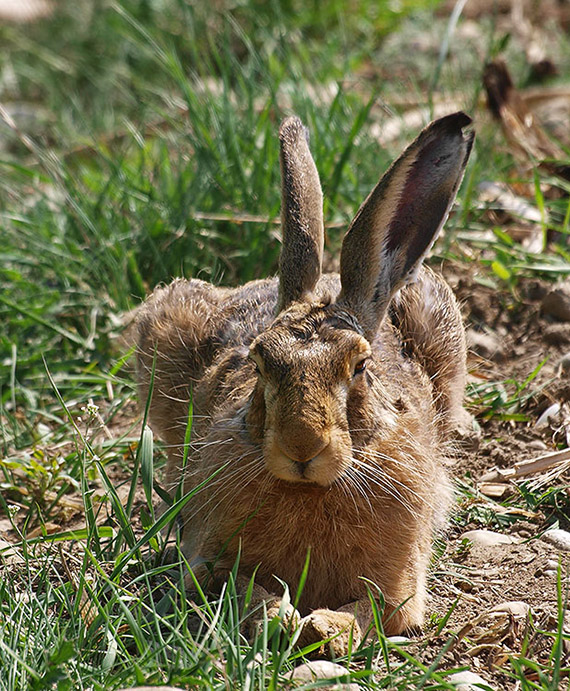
[137,275,276,343]
[135,276,279,437]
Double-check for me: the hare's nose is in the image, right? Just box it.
[277,435,329,465]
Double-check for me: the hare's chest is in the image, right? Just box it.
[223,489,409,609]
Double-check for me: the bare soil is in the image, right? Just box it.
[420,266,570,689]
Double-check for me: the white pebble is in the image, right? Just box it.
[291,661,358,690]
[490,601,530,618]
[528,440,548,450]
[541,529,570,552]
[535,403,561,428]
[461,530,519,547]
[448,670,495,690]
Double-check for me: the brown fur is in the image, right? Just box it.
[135,114,474,640]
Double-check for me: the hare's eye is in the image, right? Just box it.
[353,358,368,376]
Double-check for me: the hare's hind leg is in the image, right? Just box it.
[135,278,226,492]
[390,266,468,435]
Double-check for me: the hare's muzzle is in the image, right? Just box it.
[264,424,353,486]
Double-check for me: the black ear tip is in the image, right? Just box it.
[279,116,309,146]
[432,111,473,135]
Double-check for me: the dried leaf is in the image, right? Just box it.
[483,60,570,182]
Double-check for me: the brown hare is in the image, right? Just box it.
[135,112,474,654]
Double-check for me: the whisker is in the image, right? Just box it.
[349,449,434,518]
[182,456,268,528]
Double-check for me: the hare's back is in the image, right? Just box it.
[136,276,279,381]
[172,273,342,356]
[389,266,467,431]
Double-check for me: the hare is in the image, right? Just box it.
[135,112,474,653]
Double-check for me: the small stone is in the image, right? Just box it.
[456,579,475,592]
[461,529,519,547]
[0,0,55,22]
[387,635,411,644]
[542,283,570,322]
[528,440,548,451]
[290,661,358,690]
[541,529,570,552]
[448,670,495,690]
[479,482,509,498]
[535,403,561,428]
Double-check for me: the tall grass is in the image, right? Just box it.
[1,0,570,688]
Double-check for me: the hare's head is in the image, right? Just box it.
[246,115,474,487]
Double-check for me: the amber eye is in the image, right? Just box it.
[353,358,368,375]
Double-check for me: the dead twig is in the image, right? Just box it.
[480,448,570,483]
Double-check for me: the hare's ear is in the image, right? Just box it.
[277,116,324,313]
[337,112,474,340]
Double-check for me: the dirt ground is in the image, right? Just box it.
[418,266,570,689]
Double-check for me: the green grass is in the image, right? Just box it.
[1,0,570,688]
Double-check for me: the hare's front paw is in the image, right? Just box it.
[243,597,301,641]
[297,609,362,659]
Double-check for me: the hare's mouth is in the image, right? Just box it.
[267,456,343,486]
[281,457,328,484]
[265,445,352,487]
